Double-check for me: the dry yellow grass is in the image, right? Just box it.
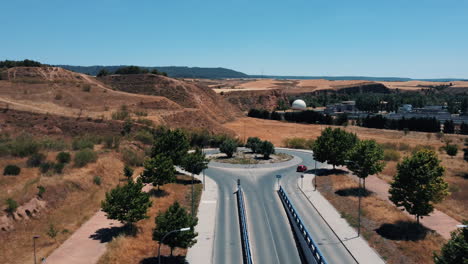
[224,117,468,222]
[320,173,446,264]
[98,175,202,264]
[0,153,125,264]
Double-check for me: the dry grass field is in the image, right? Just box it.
[0,152,125,264]
[98,175,202,264]
[319,173,446,264]
[224,117,468,222]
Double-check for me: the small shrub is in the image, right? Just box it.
[40,138,68,151]
[54,162,65,174]
[54,94,62,100]
[56,152,71,163]
[103,136,120,149]
[6,198,18,214]
[40,162,54,174]
[72,137,94,150]
[10,133,39,157]
[111,106,130,120]
[124,165,134,179]
[134,130,154,145]
[283,137,314,149]
[37,185,46,198]
[3,165,20,176]
[383,149,400,161]
[445,144,458,157]
[380,142,398,150]
[134,110,148,117]
[413,145,435,154]
[398,143,411,152]
[135,118,154,127]
[74,149,98,167]
[93,176,102,186]
[121,119,133,136]
[47,223,59,241]
[27,153,46,167]
[82,84,91,92]
[403,128,410,135]
[121,148,144,166]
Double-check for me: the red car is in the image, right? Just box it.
[296,165,308,172]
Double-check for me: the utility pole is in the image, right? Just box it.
[191,172,194,217]
[358,178,362,237]
[314,160,317,191]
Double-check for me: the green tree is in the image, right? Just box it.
[246,137,262,153]
[312,127,358,169]
[151,128,189,165]
[153,202,198,256]
[433,220,468,264]
[5,198,18,215]
[123,165,134,180]
[181,148,208,175]
[140,155,175,190]
[101,179,151,227]
[258,140,275,159]
[219,139,237,158]
[347,140,385,190]
[96,69,110,77]
[389,150,449,224]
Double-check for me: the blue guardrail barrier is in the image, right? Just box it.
[237,183,254,264]
[278,186,328,264]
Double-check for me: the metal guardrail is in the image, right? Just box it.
[278,186,328,264]
[237,182,254,264]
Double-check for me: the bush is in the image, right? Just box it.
[380,142,398,150]
[39,138,68,151]
[398,143,411,152]
[134,110,148,117]
[103,136,121,149]
[112,105,130,120]
[413,145,435,153]
[82,84,91,92]
[134,130,154,145]
[445,144,458,157]
[72,137,95,151]
[121,148,144,166]
[56,152,71,163]
[54,162,65,174]
[283,137,314,149]
[383,149,401,161]
[93,176,102,186]
[135,118,154,127]
[37,185,46,198]
[6,198,18,214]
[10,133,39,157]
[40,162,54,174]
[3,165,21,176]
[220,139,238,158]
[27,153,46,167]
[74,149,98,167]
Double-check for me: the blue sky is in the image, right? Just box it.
[2,0,467,78]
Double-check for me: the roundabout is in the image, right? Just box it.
[201,148,360,264]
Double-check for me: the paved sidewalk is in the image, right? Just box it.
[343,170,460,240]
[178,168,217,264]
[299,172,386,264]
[46,184,153,264]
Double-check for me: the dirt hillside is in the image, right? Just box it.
[0,67,239,134]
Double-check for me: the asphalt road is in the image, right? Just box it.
[204,149,357,264]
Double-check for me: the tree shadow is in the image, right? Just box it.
[140,256,186,264]
[175,178,202,185]
[335,187,372,197]
[89,225,128,243]
[149,189,169,197]
[375,221,431,241]
[306,168,347,176]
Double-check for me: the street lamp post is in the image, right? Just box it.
[314,159,317,191]
[158,228,191,264]
[345,160,362,237]
[33,235,39,264]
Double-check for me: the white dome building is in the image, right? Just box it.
[291,99,307,110]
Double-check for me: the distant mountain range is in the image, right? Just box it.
[56,65,467,81]
[56,65,249,79]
